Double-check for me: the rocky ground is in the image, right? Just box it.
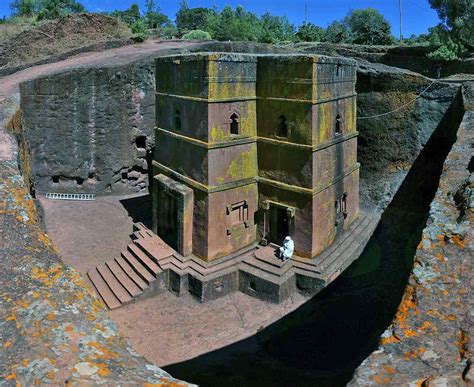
[350,82,473,385]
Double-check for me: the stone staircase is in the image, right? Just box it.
[240,213,379,286]
[87,223,173,309]
[88,212,380,308]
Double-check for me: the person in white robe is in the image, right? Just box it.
[279,236,294,261]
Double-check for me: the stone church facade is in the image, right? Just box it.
[152,53,359,263]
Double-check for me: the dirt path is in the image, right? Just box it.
[0,39,199,101]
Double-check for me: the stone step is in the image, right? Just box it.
[293,266,322,279]
[115,256,149,291]
[239,261,294,286]
[96,264,133,304]
[319,215,372,272]
[158,259,188,276]
[106,259,143,297]
[293,216,367,267]
[291,260,321,275]
[242,255,292,277]
[254,246,288,268]
[87,268,122,309]
[132,231,146,240]
[324,216,378,276]
[135,237,174,264]
[121,250,156,284]
[320,217,370,267]
[127,243,161,275]
[133,222,148,232]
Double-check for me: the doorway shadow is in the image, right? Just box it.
[164,92,464,386]
[119,194,153,229]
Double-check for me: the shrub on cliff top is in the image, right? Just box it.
[427,0,473,61]
[181,29,211,40]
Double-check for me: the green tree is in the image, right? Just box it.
[344,8,392,45]
[324,20,351,43]
[258,11,295,43]
[37,0,85,20]
[427,0,473,60]
[295,22,325,42]
[207,6,260,42]
[144,0,170,29]
[403,33,430,46]
[130,18,147,41]
[10,0,37,16]
[176,0,213,33]
[426,24,467,60]
[111,3,141,26]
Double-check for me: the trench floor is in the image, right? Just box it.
[39,193,308,366]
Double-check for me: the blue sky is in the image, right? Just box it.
[0,0,440,36]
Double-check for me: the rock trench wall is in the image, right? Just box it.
[350,82,473,386]
[355,63,459,210]
[20,60,156,195]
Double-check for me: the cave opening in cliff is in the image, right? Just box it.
[135,135,147,149]
[164,90,465,387]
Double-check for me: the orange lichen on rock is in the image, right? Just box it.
[380,333,400,345]
[96,362,111,377]
[393,285,417,330]
[31,264,64,287]
[6,183,37,225]
[403,329,418,338]
[87,341,119,360]
[450,235,465,249]
[404,347,426,359]
[457,329,468,361]
[5,373,16,381]
[371,374,391,384]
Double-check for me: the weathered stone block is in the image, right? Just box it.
[153,174,193,256]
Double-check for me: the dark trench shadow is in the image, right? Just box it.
[120,194,153,229]
[164,92,464,387]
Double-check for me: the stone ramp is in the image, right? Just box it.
[87,223,173,309]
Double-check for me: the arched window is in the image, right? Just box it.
[230,113,239,135]
[335,114,342,136]
[175,110,181,130]
[277,115,288,137]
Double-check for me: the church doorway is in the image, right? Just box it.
[268,205,290,245]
